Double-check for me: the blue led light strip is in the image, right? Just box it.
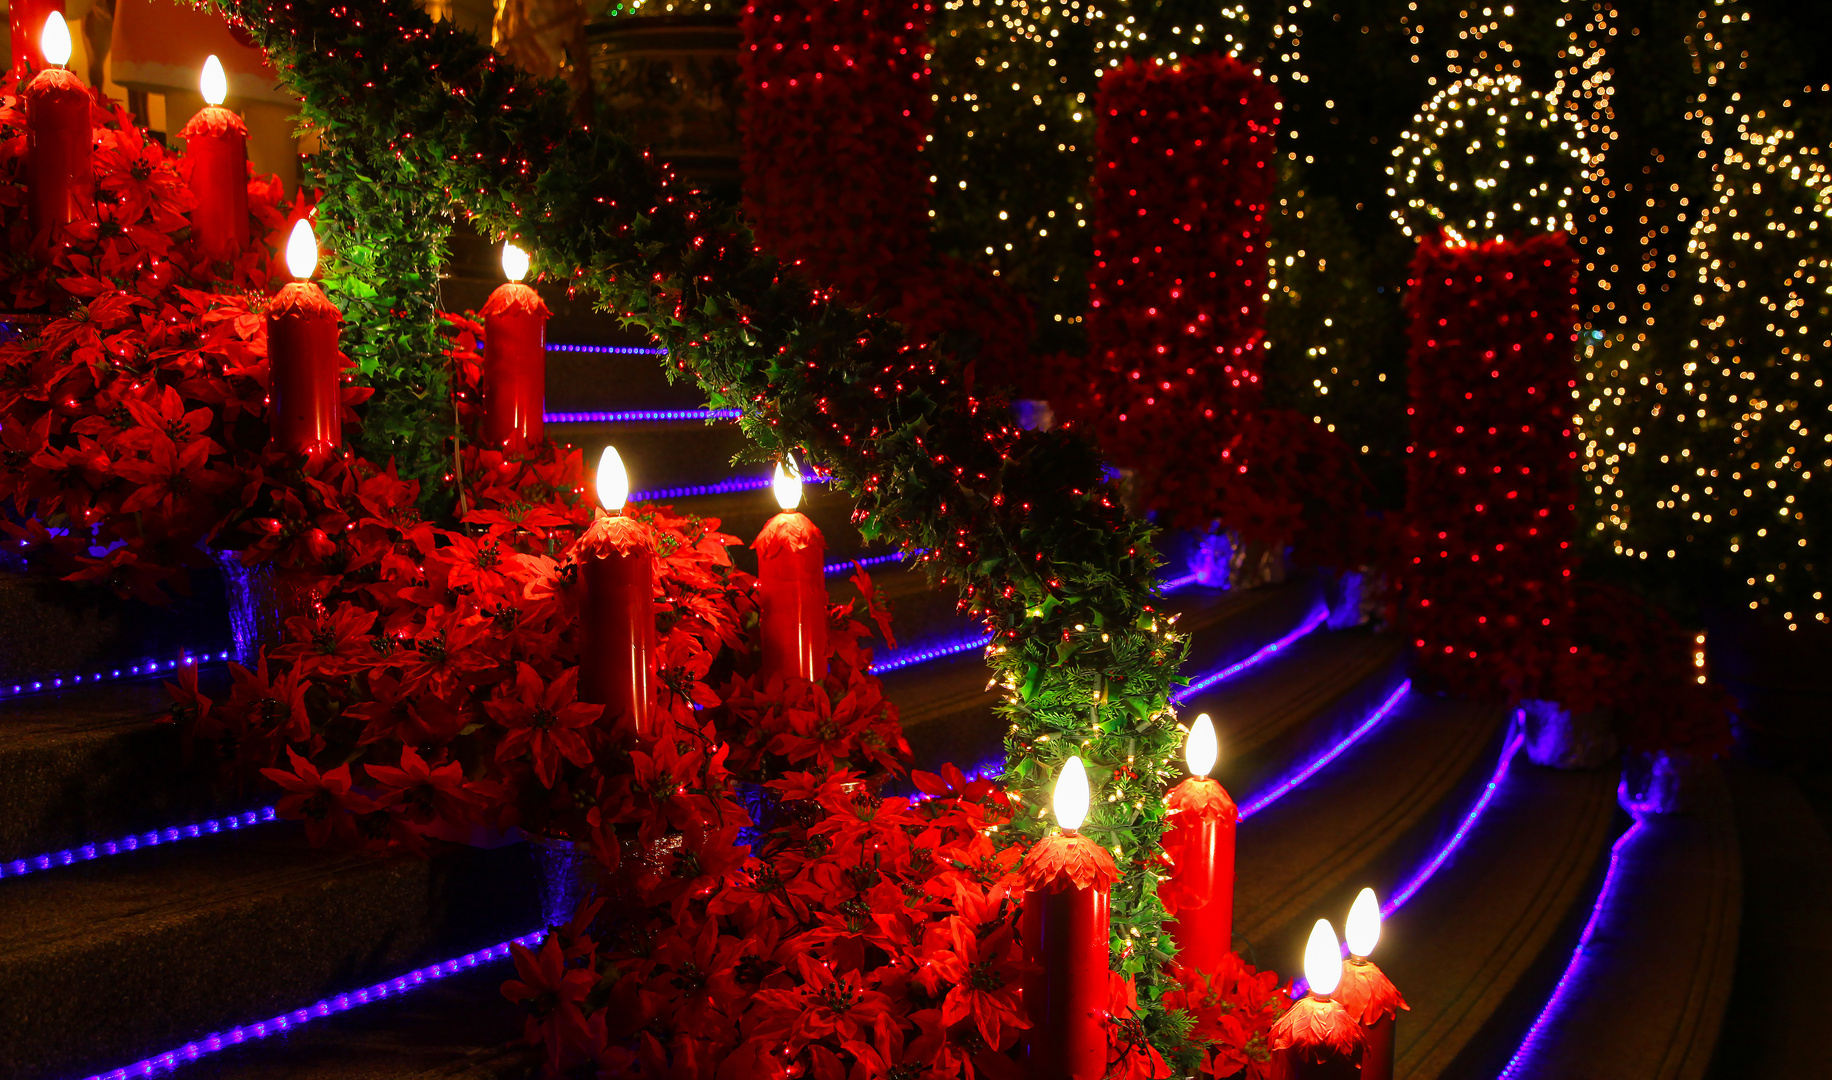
[1170,604,1330,704]
[2,807,277,882]
[871,632,994,674]
[1236,681,1412,822]
[824,550,923,576]
[1288,728,1529,997]
[545,343,668,355]
[545,408,741,424]
[1496,818,1647,1079]
[79,930,545,1080]
[631,473,832,502]
[1,650,233,700]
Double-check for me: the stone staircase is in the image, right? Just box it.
[0,285,1750,1079]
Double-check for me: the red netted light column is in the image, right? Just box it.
[1079,56,1279,525]
[1403,233,1581,696]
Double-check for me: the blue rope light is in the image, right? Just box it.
[3,807,278,882]
[78,930,545,1080]
[1170,604,1330,704]
[1496,817,1647,1079]
[545,408,741,424]
[1236,680,1413,822]
[870,632,994,674]
[544,344,668,355]
[630,473,832,503]
[824,550,923,576]
[1288,727,1529,997]
[2,650,233,700]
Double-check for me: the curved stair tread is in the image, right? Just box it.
[1504,763,1740,1080]
[0,829,534,1080]
[1233,697,1510,960]
[1384,762,1620,1080]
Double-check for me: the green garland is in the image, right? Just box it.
[205,0,1195,1050]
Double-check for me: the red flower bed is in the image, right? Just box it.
[1401,233,1580,699]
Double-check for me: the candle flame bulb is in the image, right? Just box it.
[41,12,72,68]
[200,55,228,106]
[501,242,530,282]
[284,219,319,280]
[1346,888,1381,959]
[772,461,803,510]
[1185,713,1218,777]
[1304,919,1344,997]
[596,445,629,512]
[1053,756,1090,832]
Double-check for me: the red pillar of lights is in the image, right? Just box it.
[1080,56,1280,528]
[1402,233,1581,697]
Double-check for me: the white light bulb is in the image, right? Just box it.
[1304,919,1344,996]
[284,220,319,280]
[501,242,530,283]
[596,446,629,512]
[40,12,72,68]
[1185,713,1218,777]
[1345,887,1381,958]
[1053,756,1090,832]
[772,461,803,511]
[200,55,228,106]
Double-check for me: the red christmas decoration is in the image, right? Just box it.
[1402,233,1580,699]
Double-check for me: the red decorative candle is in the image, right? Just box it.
[577,447,657,740]
[266,220,342,458]
[1021,756,1116,1080]
[479,243,550,454]
[1270,920,1365,1080]
[180,56,249,266]
[9,0,62,76]
[752,463,827,684]
[24,14,91,240]
[1163,713,1238,980]
[1335,888,1408,1080]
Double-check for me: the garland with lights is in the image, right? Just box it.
[199,0,1201,1052]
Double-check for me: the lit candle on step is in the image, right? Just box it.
[24,12,92,242]
[180,56,249,266]
[9,0,62,75]
[576,447,656,739]
[1270,920,1365,1080]
[479,242,550,454]
[752,462,827,683]
[1333,888,1408,1080]
[266,220,343,458]
[1021,756,1115,1080]
[1164,712,1237,983]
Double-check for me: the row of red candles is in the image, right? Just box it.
[14,24,1408,1076]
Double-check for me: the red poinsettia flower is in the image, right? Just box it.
[501,936,599,1072]
[259,748,374,846]
[365,744,483,827]
[486,663,601,787]
[112,431,234,516]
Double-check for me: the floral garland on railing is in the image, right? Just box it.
[199,0,1202,1047]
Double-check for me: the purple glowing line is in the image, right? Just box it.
[2,650,233,700]
[1162,572,1201,592]
[631,473,832,502]
[79,930,545,1080]
[545,408,741,424]
[1496,818,1647,1079]
[1236,680,1412,822]
[2,807,277,882]
[1170,603,1330,704]
[545,343,668,355]
[1289,727,1529,998]
[871,632,993,673]
[825,550,923,575]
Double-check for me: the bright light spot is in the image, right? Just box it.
[1185,713,1218,776]
[1304,919,1343,996]
[1345,887,1381,957]
[1054,756,1090,832]
[501,242,530,282]
[772,461,802,511]
[200,55,228,105]
[284,219,319,280]
[596,446,629,512]
[41,12,71,68]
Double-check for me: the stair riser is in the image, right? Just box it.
[1217,650,1411,806]
[0,571,230,686]
[0,836,539,1080]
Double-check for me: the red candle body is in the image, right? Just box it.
[577,511,657,740]
[479,281,550,454]
[1333,958,1408,1080]
[9,0,62,75]
[25,67,92,239]
[265,282,342,458]
[1269,993,1365,1080]
[180,106,250,266]
[753,509,827,683]
[1020,830,1118,1080]
[1162,776,1238,980]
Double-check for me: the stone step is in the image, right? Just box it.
[1496,763,1739,1080]
[0,569,230,688]
[0,825,538,1080]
